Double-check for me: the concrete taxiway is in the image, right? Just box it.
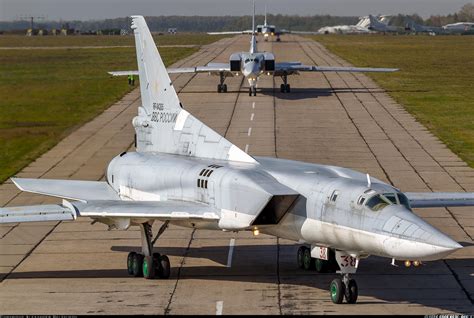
[0,35,473,315]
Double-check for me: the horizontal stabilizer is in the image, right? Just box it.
[11,178,120,202]
[109,63,231,77]
[405,192,474,208]
[0,202,76,224]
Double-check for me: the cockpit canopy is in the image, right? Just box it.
[364,192,411,211]
[244,57,260,64]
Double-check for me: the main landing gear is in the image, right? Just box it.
[217,71,228,93]
[126,221,171,280]
[280,73,291,93]
[297,245,359,304]
[249,86,257,96]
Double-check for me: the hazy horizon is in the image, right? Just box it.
[0,0,471,21]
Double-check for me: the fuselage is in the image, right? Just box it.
[106,152,461,262]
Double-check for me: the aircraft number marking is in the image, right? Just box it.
[319,247,328,260]
[339,255,357,268]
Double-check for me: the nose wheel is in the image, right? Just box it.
[217,84,228,93]
[249,87,257,96]
[280,84,291,93]
[330,275,358,304]
[126,222,171,280]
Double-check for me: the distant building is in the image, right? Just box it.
[168,28,177,34]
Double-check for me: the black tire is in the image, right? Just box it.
[223,84,228,93]
[297,246,306,269]
[142,255,155,279]
[157,255,171,279]
[253,88,257,96]
[330,278,345,304]
[314,258,327,273]
[286,84,291,93]
[217,84,222,93]
[344,279,358,304]
[127,252,136,275]
[280,84,285,93]
[303,247,314,270]
[132,253,144,277]
[249,88,252,96]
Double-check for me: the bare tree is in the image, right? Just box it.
[459,3,474,21]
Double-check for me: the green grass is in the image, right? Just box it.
[0,45,198,182]
[0,33,229,47]
[310,35,474,166]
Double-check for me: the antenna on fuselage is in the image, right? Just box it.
[366,173,371,187]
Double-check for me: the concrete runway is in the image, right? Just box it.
[0,35,473,314]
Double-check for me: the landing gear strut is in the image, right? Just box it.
[217,71,228,93]
[126,221,171,280]
[249,86,257,96]
[280,73,290,93]
[297,246,359,304]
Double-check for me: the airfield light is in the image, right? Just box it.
[413,260,421,267]
[253,228,260,236]
[404,260,411,267]
[267,72,270,76]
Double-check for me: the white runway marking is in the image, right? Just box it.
[216,301,224,315]
[247,127,252,136]
[245,144,249,153]
[226,238,235,268]
[250,113,254,121]
[252,102,255,109]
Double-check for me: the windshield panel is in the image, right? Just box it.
[397,193,411,210]
[366,195,390,211]
[383,193,398,204]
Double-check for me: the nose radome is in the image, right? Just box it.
[381,207,462,261]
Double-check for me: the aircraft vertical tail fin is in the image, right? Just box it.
[130,16,257,164]
[132,16,180,114]
[264,3,267,25]
[250,0,257,53]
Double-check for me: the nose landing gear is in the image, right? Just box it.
[297,246,359,304]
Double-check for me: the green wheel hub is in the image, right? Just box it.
[143,259,149,276]
[330,282,338,299]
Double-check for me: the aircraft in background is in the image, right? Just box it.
[404,18,444,35]
[367,14,401,33]
[1,15,469,305]
[109,2,397,96]
[207,4,318,41]
[443,22,474,34]
[318,16,372,34]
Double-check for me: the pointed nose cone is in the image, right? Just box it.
[381,207,462,261]
[242,62,260,79]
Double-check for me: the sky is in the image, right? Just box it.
[0,0,470,21]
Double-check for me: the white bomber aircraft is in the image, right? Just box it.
[2,15,472,305]
[109,3,398,97]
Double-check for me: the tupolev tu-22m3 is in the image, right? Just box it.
[109,2,398,97]
[2,15,471,305]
